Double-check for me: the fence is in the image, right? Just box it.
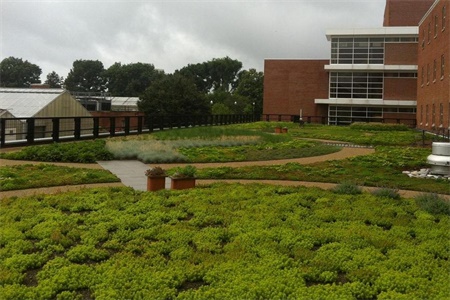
[262,114,418,127]
[0,114,259,148]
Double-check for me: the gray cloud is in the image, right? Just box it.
[1,0,385,82]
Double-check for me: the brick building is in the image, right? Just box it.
[263,0,447,129]
[417,0,449,133]
[263,60,328,121]
[384,0,436,26]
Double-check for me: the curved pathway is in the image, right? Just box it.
[1,146,448,200]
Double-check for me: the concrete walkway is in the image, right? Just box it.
[97,160,170,191]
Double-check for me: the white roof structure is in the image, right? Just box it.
[110,97,139,111]
[325,27,418,40]
[0,88,65,118]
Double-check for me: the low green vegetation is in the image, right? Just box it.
[196,147,450,195]
[331,182,363,195]
[105,126,340,163]
[0,140,113,163]
[0,164,119,191]
[415,193,450,215]
[1,123,447,194]
[1,185,448,299]
[231,122,442,146]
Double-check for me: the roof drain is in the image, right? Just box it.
[427,142,450,176]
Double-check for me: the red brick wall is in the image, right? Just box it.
[263,60,329,120]
[385,43,418,65]
[90,111,145,131]
[417,0,450,132]
[384,78,417,100]
[383,0,434,26]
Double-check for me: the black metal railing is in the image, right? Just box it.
[262,114,418,128]
[0,114,260,148]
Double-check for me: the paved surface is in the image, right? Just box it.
[97,160,169,191]
[1,146,449,200]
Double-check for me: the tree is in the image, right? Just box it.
[138,73,209,117]
[45,71,64,88]
[64,60,106,92]
[104,62,164,97]
[178,56,242,93]
[207,91,248,114]
[208,57,242,92]
[235,69,264,115]
[0,56,41,87]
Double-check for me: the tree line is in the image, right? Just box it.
[0,56,263,116]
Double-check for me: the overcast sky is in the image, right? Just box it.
[1,0,386,82]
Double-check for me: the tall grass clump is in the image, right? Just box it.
[371,188,401,200]
[152,126,290,143]
[105,140,187,163]
[106,137,264,163]
[415,193,450,215]
[331,182,363,195]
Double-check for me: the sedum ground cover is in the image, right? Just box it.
[1,185,449,299]
[0,164,119,191]
[197,146,450,195]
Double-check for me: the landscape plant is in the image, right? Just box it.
[0,140,113,163]
[169,165,197,179]
[331,182,363,195]
[0,164,119,191]
[371,188,401,200]
[415,193,450,215]
[0,185,448,299]
[195,146,450,195]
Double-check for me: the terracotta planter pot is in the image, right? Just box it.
[274,127,282,134]
[147,176,166,191]
[170,177,196,190]
[282,127,288,133]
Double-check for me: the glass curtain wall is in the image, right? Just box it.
[330,72,384,99]
[328,106,416,125]
[331,37,384,64]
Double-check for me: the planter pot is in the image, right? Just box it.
[274,127,282,134]
[170,177,196,190]
[147,176,166,191]
[282,127,288,133]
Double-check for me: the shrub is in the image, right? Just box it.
[0,140,113,163]
[170,165,197,178]
[350,122,409,131]
[415,193,450,215]
[371,188,401,200]
[332,182,363,195]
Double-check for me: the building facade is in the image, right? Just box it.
[263,0,448,130]
[263,60,329,121]
[383,0,435,26]
[315,27,419,126]
[417,0,450,133]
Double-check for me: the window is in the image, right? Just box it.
[428,22,431,43]
[440,103,444,127]
[421,28,425,49]
[443,5,447,31]
[331,37,384,64]
[421,66,425,86]
[426,105,429,126]
[427,64,430,84]
[384,72,416,78]
[434,15,438,37]
[420,105,423,125]
[432,103,436,128]
[433,59,437,81]
[442,54,445,79]
[329,72,383,99]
